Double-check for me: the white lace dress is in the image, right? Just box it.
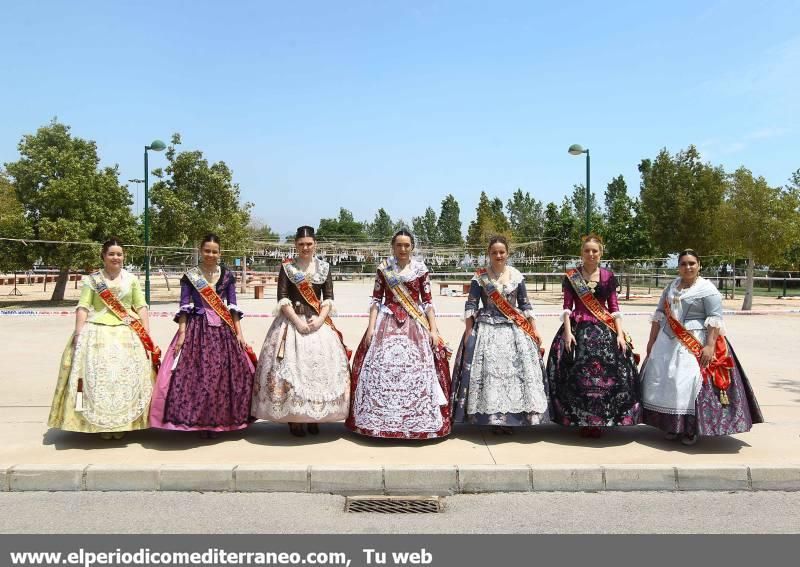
[346,258,451,439]
[451,267,550,425]
[251,258,351,423]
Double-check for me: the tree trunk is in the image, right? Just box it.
[741,253,754,311]
[625,274,631,300]
[50,267,70,301]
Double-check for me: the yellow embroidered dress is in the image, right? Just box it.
[48,270,154,433]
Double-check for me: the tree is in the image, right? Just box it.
[437,194,463,245]
[4,120,139,300]
[466,192,512,247]
[506,189,544,243]
[569,183,605,242]
[543,199,576,259]
[149,134,252,253]
[316,208,367,241]
[603,175,652,265]
[412,207,439,245]
[721,167,800,310]
[777,169,800,271]
[367,208,395,241]
[639,146,726,255]
[0,172,34,273]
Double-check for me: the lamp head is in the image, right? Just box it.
[147,139,166,152]
[568,144,587,155]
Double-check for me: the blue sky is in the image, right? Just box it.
[1,0,798,237]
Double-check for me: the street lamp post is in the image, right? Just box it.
[143,140,166,304]
[568,144,591,235]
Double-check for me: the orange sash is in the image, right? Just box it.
[565,268,638,362]
[378,259,452,359]
[282,259,352,359]
[475,268,542,353]
[89,272,161,371]
[185,268,257,365]
[663,296,733,404]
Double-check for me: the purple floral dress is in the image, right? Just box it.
[150,267,255,431]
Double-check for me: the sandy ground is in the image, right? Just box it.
[1,279,798,466]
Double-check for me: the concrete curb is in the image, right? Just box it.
[2,464,800,493]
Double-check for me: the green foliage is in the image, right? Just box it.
[639,146,726,255]
[569,183,604,241]
[412,207,439,245]
[437,194,463,245]
[316,208,367,241]
[466,192,511,246]
[0,172,35,272]
[506,188,544,242]
[367,208,395,241]
[602,175,652,263]
[4,120,139,298]
[543,199,576,258]
[149,134,252,252]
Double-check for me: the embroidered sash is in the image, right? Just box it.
[282,259,352,359]
[89,272,161,371]
[378,259,452,359]
[185,268,258,365]
[565,269,637,360]
[475,269,541,349]
[663,296,733,404]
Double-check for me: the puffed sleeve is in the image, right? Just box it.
[276,266,290,306]
[226,273,244,319]
[607,272,622,319]
[517,279,535,319]
[420,271,436,314]
[321,270,336,315]
[650,286,669,323]
[368,270,385,310]
[77,276,94,311]
[463,278,481,321]
[130,276,147,311]
[702,289,726,334]
[173,276,193,322]
[561,276,575,322]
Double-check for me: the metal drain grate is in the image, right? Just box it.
[345,496,442,513]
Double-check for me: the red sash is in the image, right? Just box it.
[89,272,161,371]
[565,268,638,362]
[282,259,352,360]
[663,296,733,404]
[185,268,258,365]
[475,269,542,353]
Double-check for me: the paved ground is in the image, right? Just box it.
[2,491,799,533]
[1,280,797,468]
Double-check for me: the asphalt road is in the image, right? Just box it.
[2,491,799,533]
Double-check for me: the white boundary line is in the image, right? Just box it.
[2,309,800,318]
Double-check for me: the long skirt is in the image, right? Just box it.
[641,333,763,436]
[346,312,451,439]
[546,321,641,427]
[251,314,351,423]
[149,314,255,431]
[452,321,550,426]
[48,323,153,433]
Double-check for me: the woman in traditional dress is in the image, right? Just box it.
[48,238,158,440]
[545,234,641,438]
[252,226,351,437]
[346,229,451,439]
[641,249,763,445]
[150,233,255,438]
[451,236,550,434]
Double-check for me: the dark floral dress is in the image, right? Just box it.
[545,268,641,427]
